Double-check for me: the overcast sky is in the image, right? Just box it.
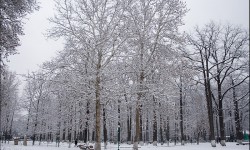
[7,0,249,85]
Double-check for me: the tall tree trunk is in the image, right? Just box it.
[127,107,132,144]
[146,113,149,143]
[197,131,200,145]
[206,78,216,146]
[160,115,163,145]
[217,81,226,146]
[200,48,216,147]
[103,107,107,149]
[179,78,184,145]
[124,93,131,144]
[174,121,177,145]
[139,113,143,145]
[95,71,101,150]
[68,129,72,148]
[153,110,157,146]
[133,100,140,150]
[166,116,170,146]
[232,79,243,144]
[95,52,102,150]
[9,109,14,136]
[32,125,36,145]
[33,97,41,146]
[118,99,121,146]
[133,65,144,150]
[153,96,157,146]
[39,134,42,145]
[216,114,219,143]
[84,101,89,143]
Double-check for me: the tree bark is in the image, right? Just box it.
[127,107,132,144]
[33,97,41,146]
[199,47,216,147]
[232,79,243,144]
[166,116,170,146]
[95,72,101,150]
[153,96,157,146]
[160,115,163,145]
[215,114,219,142]
[103,107,107,149]
[84,101,89,143]
[205,73,216,147]
[197,132,200,145]
[134,60,144,150]
[139,114,143,145]
[133,100,140,150]
[179,78,184,145]
[217,81,226,146]
[124,93,132,144]
[146,113,149,143]
[95,52,102,150]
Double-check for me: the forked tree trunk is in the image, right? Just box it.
[200,49,216,147]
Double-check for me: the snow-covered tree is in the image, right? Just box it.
[0,0,38,58]
[186,21,249,147]
[48,0,128,149]
[0,68,20,142]
[0,0,38,138]
[122,0,187,149]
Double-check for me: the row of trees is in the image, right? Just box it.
[19,0,249,149]
[20,21,249,149]
[0,1,249,150]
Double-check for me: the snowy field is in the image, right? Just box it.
[0,141,249,150]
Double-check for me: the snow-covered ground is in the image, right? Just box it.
[0,141,249,150]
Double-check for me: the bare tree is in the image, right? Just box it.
[186,21,249,147]
[186,22,219,147]
[209,24,249,146]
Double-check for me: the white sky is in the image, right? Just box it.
[7,0,249,85]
